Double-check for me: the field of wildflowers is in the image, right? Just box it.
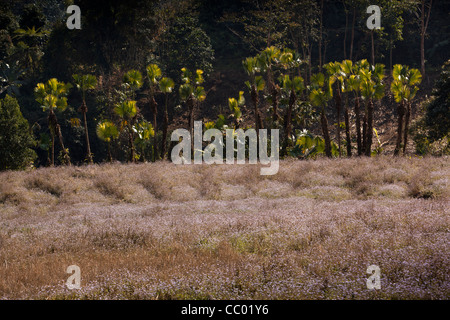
[0,156,448,299]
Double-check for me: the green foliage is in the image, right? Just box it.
[34,78,72,111]
[72,74,97,95]
[159,77,175,94]
[123,70,143,93]
[96,120,119,143]
[0,95,37,170]
[114,100,137,121]
[0,61,25,97]
[289,130,338,159]
[146,64,162,85]
[179,68,206,102]
[390,64,422,103]
[228,91,245,125]
[425,60,450,142]
[161,16,214,79]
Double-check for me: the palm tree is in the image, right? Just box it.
[96,120,119,162]
[159,77,174,159]
[243,57,265,131]
[13,26,48,73]
[114,100,138,162]
[0,62,25,97]
[279,74,304,156]
[228,91,245,129]
[325,61,346,157]
[145,64,162,161]
[133,119,155,162]
[258,46,282,123]
[309,73,333,158]
[123,70,143,100]
[391,64,422,155]
[359,63,385,156]
[72,74,97,164]
[340,59,354,157]
[34,78,72,166]
[179,68,206,154]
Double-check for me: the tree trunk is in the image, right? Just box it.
[251,84,263,131]
[272,85,279,123]
[320,108,332,158]
[344,98,352,157]
[50,132,55,166]
[354,97,362,156]
[389,39,393,72]
[283,89,296,155]
[335,87,342,157]
[420,0,432,76]
[318,0,324,71]
[161,94,169,160]
[150,96,158,162]
[362,106,367,155]
[420,0,425,76]
[81,101,93,164]
[188,96,195,156]
[394,101,405,156]
[365,99,374,156]
[128,124,135,163]
[343,2,348,59]
[107,141,112,162]
[49,109,70,165]
[403,102,411,155]
[350,8,356,61]
[371,30,375,66]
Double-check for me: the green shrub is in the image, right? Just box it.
[425,60,450,142]
[0,95,37,170]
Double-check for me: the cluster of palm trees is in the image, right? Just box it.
[228,46,422,158]
[34,64,202,165]
[34,47,422,166]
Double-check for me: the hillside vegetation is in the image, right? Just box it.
[0,157,448,299]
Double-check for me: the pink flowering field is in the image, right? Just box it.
[0,156,448,299]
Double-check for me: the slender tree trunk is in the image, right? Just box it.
[107,141,112,162]
[283,89,296,155]
[403,101,411,155]
[320,108,332,158]
[128,124,135,163]
[371,30,375,66]
[272,85,279,123]
[335,87,342,157]
[81,101,93,164]
[394,101,405,156]
[389,39,393,72]
[354,97,362,156]
[318,0,324,71]
[49,109,70,165]
[251,84,262,132]
[362,104,367,155]
[55,124,70,165]
[188,96,195,156]
[350,8,356,61]
[50,132,55,166]
[343,2,348,60]
[420,0,432,76]
[161,94,169,160]
[365,99,374,156]
[150,96,158,162]
[344,96,352,157]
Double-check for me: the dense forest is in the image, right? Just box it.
[0,0,449,169]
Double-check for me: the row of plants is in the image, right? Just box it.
[32,46,423,166]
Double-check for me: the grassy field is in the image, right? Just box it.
[0,156,448,299]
